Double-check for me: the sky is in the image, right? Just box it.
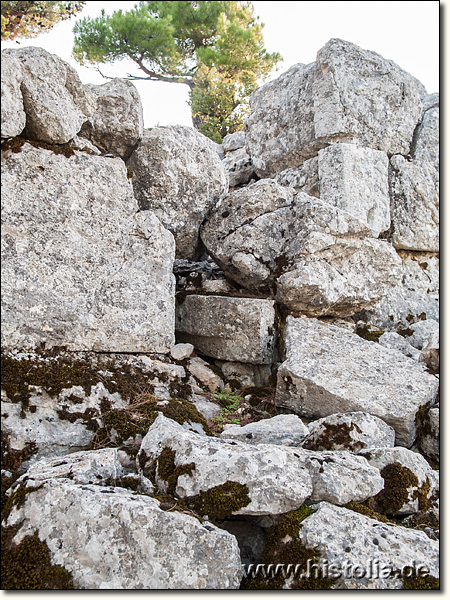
[1,1,441,129]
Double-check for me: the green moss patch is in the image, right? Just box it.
[302,422,363,451]
[344,502,394,524]
[186,481,251,520]
[157,447,195,496]
[1,136,75,158]
[402,571,439,590]
[1,525,74,589]
[372,462,419,516]
[241,506,332,590]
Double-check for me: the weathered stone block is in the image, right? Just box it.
[1,143,175,352]
[276,317,439,446]
[1,50,26,138]
[176,295,277,364]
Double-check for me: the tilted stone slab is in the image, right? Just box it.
[245,38,425,178]
[127,126,228,259]
[275,317,439,446]
[5,479,243,589]
[2,47,95,144]
[1,50,26,138]
[1,143,175,353]
[176,294,277,364]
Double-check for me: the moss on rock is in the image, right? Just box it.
[187,481,251,520]
[371,462,419,516]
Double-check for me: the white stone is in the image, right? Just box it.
[5,480,243,589]
[223,131,246,152]
[170,343,195,361]
[275,157,320,197]
[221,414,309,446]
[378,332,421,360]
[3,47,95,144]
[303,412,396,452]
[1,143,175,353]
[187,357,224,392]
[127,126,228,259]
[409,319,439,349]
[1,50,26,138]
[176,295,277,364]
[297,502,439,589]
[81,79,144,160]
[318,143,390,236]
[417,407,439,463]
[276,317,439,447]
[222,147,254,187]
[419,329,439,371]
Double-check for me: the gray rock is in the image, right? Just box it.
[303,412,396,452]
[409,319,439,349]
[138,414,314,516]
[378,332,421,360]
[170,343,195,361]
[275,157,320,197]
[1,143,175,353]
[317,143,390,236]
[222,147,254,187]
[419,329,439,372]
[223,131,246,152]
[276,317,439,447]
[221,414,309,446]
[417,407,439,463]
[245,39,425,178]
[360,252,439,330]
[80,79,144,160]
[68,134,102,155]
[3,47,95,144]
[128,126,228,259]
[1,50,26,138]
[296,502,439,589]
[201,179,401,315]
[5,479,243,589]
[361,447,437,515]
[389,155,439,252]
[219,361,272,388]
[176,295,277,364]
[187,357,224,392]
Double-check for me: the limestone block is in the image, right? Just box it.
[128,126,228,259]
[275,317,439,446]
[1,50,26,138]
[176,295,277,364]
[1,143,175,353]
[221,414,309,446]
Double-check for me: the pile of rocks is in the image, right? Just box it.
[1,39,439,590]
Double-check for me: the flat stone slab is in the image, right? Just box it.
[176,294,277,364]
[275,317,439,447]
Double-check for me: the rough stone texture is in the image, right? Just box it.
[222,131,246,153]
[297,502,439,589]
[176,295,277,364]
[302,450,383,505]
[80,79,143,160]
[389,156,439,252]
[419,329,439,371]
[170,343,195,361]
[317,143,390,236]
[275,157,320,197]
[68,134,101,155]
[5,480,243,589]
[417,407,439,463]
[3,47,95,144]
[187,357,224,392]
[361,447,437,515]
[359,252,439,330]
[222,147,254,187]
[139,415,382,513]
[409,319,439,349]
[275,237,401,316]
[138,415,314,516]
[244,39,425,178]
[218,361,272,388]
[12,448,125,487]
[1,50,26,138]
[221,414,309,446]
[303,412,396,452]
[390,94,439,252]
[1,143,175,353]
[378,332,420,361]
[127,126,228,259]
[201,179,401,315]
[276,317,439,447]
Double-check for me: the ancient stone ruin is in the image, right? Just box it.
[1,39,439,590]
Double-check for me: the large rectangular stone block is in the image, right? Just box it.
[176,294,277,364]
